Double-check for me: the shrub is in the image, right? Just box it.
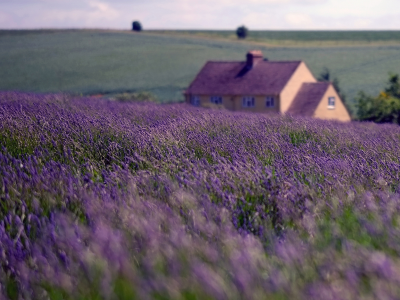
[356,91,400,124]
[357,73,400,123]
[236,25,248,39]
[132,21,142,32]
[385,73,400,98]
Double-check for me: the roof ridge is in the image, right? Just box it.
[205,61,246,63]
[205,60,302,63]
[303,81,331,84]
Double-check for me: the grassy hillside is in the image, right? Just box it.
[0,30,400,107]
[152,30,400,46]
[3,92,400,299]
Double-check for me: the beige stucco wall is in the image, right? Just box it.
[185,94,218,106]
[231,95,279,113]
[187,94,279,113]
[186,94,234,109]
[280,62,317,113]
[313,85,351,122]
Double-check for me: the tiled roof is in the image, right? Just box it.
[186,60,302,95]
[287,82,331,117]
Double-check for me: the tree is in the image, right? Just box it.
[132,21,142,32]
[317,67,352,115]
[236,25,248,39]
[385,73,400,99]
[356,73,400,124]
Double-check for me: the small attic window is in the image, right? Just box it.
[328,97,335,109]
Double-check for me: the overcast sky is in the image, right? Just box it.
[1,0,399,30]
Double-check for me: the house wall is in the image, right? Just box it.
[187,94,279,113]
[280,62,316,113]
[199,95,234,109]
[313,85,351,122]
[231,95,279,113]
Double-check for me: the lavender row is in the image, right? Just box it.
[1,91,400,299]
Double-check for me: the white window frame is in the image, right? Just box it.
[328,97,335,109]
[210,96,223,105]
[266,96,275,108]
[191,95,200,106]
[242,96,255,108]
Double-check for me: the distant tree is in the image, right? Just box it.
[132,21,142,32]
[384,73,400,98]
[356,73,400,124]
[236,25,248,39]
[317,67,352,115]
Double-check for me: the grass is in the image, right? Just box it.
[150,30,400,46]
[0,29,400,107]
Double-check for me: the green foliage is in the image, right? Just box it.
[0,133,37,158]
[235,194,282,235]
[385,73,400,98]
[132,21,142,32]
[356,73,400,124]
[113,276,137,300]
[236,25,248,39]
[288,130,313,147]
[115,91,157,102]
[6,277,18,300]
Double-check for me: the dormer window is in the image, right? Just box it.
[210,96,222,105]
[242,96,255,107]
[191,95,200,106]
[328,97,335,109]
[266,96,275,107]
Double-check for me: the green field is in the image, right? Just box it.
[151,30,400,46]
[0,29,400,108]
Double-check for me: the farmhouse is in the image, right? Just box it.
[185,51,351,121]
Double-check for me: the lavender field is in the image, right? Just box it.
[2,91,400,299]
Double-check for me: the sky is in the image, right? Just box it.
[0,0,399,30]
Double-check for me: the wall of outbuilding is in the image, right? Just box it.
[313,85,351,122]
[280,62,317,113]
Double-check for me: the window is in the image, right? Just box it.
[266,96,275,107]
[242,96,255,107]
[191,95,200,106]
[328,97,335,109]
[210,96,223,105]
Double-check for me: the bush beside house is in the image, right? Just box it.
[357,74,400,124]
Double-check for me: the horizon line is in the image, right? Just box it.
[1,27,400,32]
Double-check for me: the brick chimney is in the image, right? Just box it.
[246,50,263,68]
